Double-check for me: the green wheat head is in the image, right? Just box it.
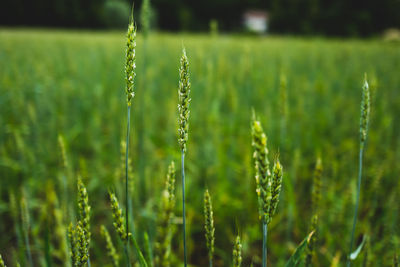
[0,254,5,267]
[251,115,271,223]
[68,223,78,267]
[360,74,370,147]
[178,48,191,153]
[251,113,283,224]
[77,177,91,249]
[154,161,176,267]
[232,236,242,267]
[269,159,283,219]
[125,20,137,106]
[204,189,215,262]
[109,192,130,243]
[100,225,120,267]
[68,223,89,266]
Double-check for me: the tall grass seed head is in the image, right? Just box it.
[76,222,89,265]
[125,22,137,105]
[251,116,271,223]
[178,48,191,152]
[360,74,370,146]
[68,223,78,266]
[204,189,215,259]
[154,161,176,267]
[109,192,129,243]
[269,159,283,221]
[311,157,323,213]
[233,236,242,267]
[77,177,91,246]
[100,225,119,267]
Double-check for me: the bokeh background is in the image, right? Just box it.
[1,0,400,266]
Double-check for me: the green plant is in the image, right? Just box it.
[124,14,137,267]
[177,47,191,267]
[68,222,89,267]
[305,157,322,266]
[204,189,215,267]
[347,75,370,266]
[154,161,176,267]
[100,225,120,267]
[20,191,33,267]
[232,236,242,267]
[251,113,283,267]
[77,177,91,265]
[0,254,6,267]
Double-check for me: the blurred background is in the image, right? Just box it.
[1,0,400,36]
[1,0,400,266]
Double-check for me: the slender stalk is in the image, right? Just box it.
[125,105,132,267]
[347,147,364,267]
[181,151,187,267]
[347,76,369,266]
[262,222,267,267]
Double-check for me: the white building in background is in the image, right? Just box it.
[243,10,268,34]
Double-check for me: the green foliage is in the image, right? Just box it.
[0,29,399,266]
[204,189,215,265]
[154,162,176,267]
[285,231,314,267]
[100,225,120,267]
[0,254,5,267]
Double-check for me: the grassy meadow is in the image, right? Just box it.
[0,28,399,266]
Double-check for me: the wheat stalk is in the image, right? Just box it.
[154,161,176,267]
[204,189,215,267]
[20,191,33,267]
[305,157,323,266]
[347,74,370,266]
[251,112,283,267]
[232,236,242,267]
[100,225,120,267]
[77,177,91,266]
[178,47,191,267]
[124,12,137,267]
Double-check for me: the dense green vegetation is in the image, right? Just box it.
[0,29,399,266]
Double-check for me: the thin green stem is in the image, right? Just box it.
[24,226,33,267]
[130,235,149,267]
[347,146,364,267]
[125,105,132,267]
[209,258,212,267]
[181,150,188,267]
[262,222,267,267]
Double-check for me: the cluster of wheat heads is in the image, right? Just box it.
[0,13,382,267]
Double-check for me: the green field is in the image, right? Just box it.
[0,29,399,266]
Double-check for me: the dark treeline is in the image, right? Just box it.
[1,0,399,36]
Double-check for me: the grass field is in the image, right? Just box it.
[0,29,399,266]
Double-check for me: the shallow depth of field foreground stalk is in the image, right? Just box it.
[177,48,191,267]
[124,16,137,267]
[251,114,283,267]
[347,76,370,267]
